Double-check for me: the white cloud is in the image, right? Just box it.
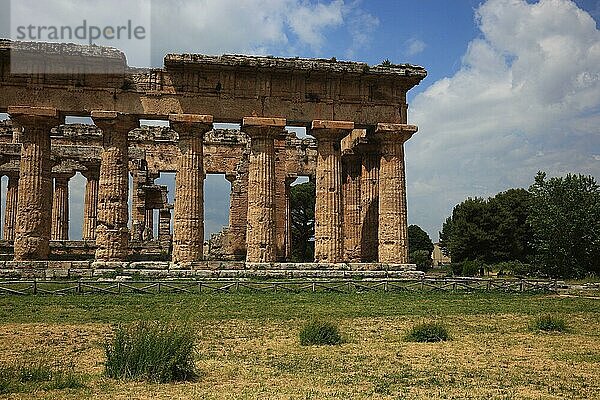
[405,38,426,56]
[408,0,600,240]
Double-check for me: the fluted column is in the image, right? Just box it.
[284,176,296,260]
[374,123,417,263]
[311,120,354,263]
[359,145,380,262]
[342,153,362,262]
[51,173,74,240]
[145,208,154,240]
[3,174,19,241]
[8,106,60,261]
[92,111,138,262]
[170,114,213,263]
[225,171,249,259]
[243,117,286,263]
[82,169,100,241]
[130,169,144,241]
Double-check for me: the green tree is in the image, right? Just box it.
[528,172,600,278]
[408,224,434,256]
[439,190,533,265]
[290,181,315,262]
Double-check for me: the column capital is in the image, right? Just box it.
[53,172,76,183]
[91,111,139,132]
[310,120,354,142]
[8,106,61,132]
[242,117,286,139]
[374,123,418,143]
[169,114,213,138]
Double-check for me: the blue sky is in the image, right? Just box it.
[1,0,599,242]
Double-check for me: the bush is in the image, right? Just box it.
[531,314,567,332]
[299,320,342,346]
[104,321,197,383]
[405,322,450,343]
[461,260,484,277]
[494,261,534,276]
[409,250,433,272]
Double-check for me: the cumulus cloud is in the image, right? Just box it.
[408,0,600,239]
[149,0,374,64]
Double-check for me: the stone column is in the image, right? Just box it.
[243,117,286,263]
[51,173,74,241]
[274,133,289,261]
[8,106,59,261]
[359,145,380,262]
[130,167,147,241]
[144,209,154,240]
[3,174,19,241]
[225,171,249,259]
[374,123,417,263]
[170,114,213,263]
[92,111,138,262]
[284,176,296,260]
[311,120,354,263]
[82,169,100,241]
[158,208,172,247]
[342,152,362,262]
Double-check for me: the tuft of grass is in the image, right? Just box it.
[404,321,451,343]
[531,314,567,332]
[299,320,342,346]
[104,321,197,383]
[0,361,84,394]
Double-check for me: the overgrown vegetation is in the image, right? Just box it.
[440,172,600,278]
[531,314,568,332]
[0,360,84,394]
[299,320,342,346]
[404,321,450,342]
[105,321,197,383]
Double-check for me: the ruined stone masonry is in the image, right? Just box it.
[0,40,426,277]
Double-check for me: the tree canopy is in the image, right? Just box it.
[439,189,533,264]
[528,172,600,278]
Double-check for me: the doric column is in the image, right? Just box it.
[3,174,19,241]
[130,166,146,241]
[225,171,249,259]
[374,123,417,263]
[144,209,154,240]
[311,120,354,263]
[92,111,138,262]
[243,117,286,263]
[342,152,362,262]
[359,144,380,262]
[51,173,74,240]
[8,106,60,261]
[170,114,213,263]
[284,176,296,260]
[158,208,172,247]
[82,168,100,241]
[274,133,288,261]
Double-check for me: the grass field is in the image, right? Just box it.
[0,291,598,399]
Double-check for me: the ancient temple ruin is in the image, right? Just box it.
[0,40,427,278]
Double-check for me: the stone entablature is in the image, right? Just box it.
[0,40,426,267]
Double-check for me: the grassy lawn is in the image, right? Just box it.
[0,292,598,399]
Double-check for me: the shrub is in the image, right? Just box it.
[299,320,342,346]
[461,260,484,277]
[531,314,567,332]
[405,322,450,343]
[104,321,197,383]
[409,250,433,272]
[494,261,534,276]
